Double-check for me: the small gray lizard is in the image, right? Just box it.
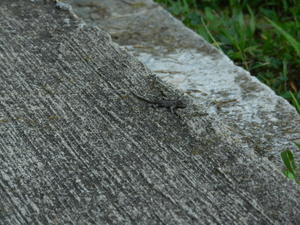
[131,92,187,114]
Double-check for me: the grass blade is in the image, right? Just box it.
[289,91,300,113]
[281,150,297,175]
[281,150,299,183]
[266,17,300,56]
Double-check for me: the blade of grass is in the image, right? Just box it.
[281,150,297,177]
[289,91,300,113]
[200,17,220,49]
[266,17,300,56]
[247,5,256,36]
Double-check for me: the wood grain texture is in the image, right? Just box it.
[0,1,300,224]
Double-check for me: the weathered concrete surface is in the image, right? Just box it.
[1,0,300,225]
[67,0,300,167]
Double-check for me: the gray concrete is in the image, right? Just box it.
[67,0,300,167]
[0,0,300,224]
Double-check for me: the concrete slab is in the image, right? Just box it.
[68,0,300,167]
[1,0,300,224]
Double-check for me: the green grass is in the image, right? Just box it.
[155,0,300,184]
[281,143,300,184]
[155,0,300,111]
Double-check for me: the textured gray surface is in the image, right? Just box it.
[1,0,300,224]
[67,0,300,167]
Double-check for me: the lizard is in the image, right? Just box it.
[131,91,187,114]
